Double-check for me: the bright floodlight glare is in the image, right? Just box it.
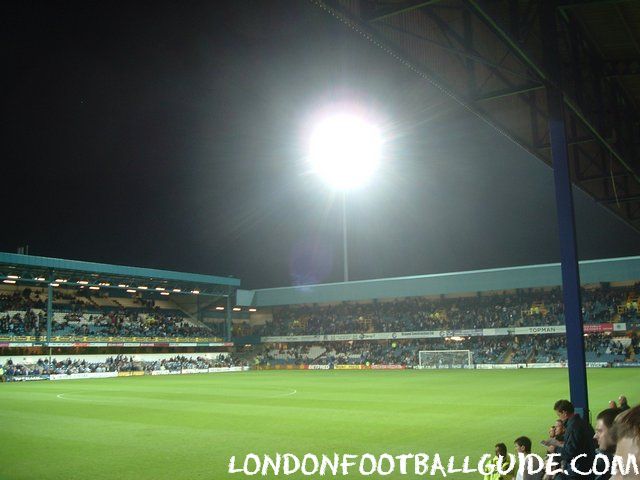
[309,113,382,190]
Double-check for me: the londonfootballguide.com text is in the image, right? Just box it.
[228,452,639,477]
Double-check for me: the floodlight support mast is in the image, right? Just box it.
[542,1,589,419]
[342,192,349,283]
[225,288,233,342]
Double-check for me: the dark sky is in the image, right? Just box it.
[3,0,640,289]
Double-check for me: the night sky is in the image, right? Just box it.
[4,1,640,289]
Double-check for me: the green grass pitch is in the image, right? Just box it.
[1,369,638,480]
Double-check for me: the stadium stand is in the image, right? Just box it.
[2,271,639,376]
[253,284,639,336]
[0,285,221,339]
[254,333,637,367]
[0,309,217,338]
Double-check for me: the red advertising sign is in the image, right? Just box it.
[583,323,613,333]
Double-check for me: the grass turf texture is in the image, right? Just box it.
[1,369,638,480]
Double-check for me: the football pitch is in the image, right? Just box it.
[1,369,638,480]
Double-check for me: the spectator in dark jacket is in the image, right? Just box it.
[553,399,596,479]
[618,396,630,412]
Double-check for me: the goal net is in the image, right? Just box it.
[418,350,472,369]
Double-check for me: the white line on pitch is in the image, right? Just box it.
[269,389,297,398]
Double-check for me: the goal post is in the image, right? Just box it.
[417,350,472,369]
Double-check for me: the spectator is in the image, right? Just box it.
[550,419,566,442]
[594,408,623,480]
[610,405,640,480]
[553,399,595,479]
[514,436,543,480]
[484,443,515,480]
[619,396,630,412]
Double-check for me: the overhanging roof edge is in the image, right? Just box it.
[245,255,640,307]
[0,252,240,287]
[254,255,640,293]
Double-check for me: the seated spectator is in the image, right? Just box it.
[550,419,566,442]
[484,443,515,480]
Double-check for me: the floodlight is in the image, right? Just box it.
[308,113,382,190]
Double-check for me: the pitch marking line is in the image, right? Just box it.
[268,389,298,398]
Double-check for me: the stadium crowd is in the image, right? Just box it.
[2,355,139,376]
[254,285,639,337]
[255,333,634,367]
[0,287,219,338]
[143,354,240,372]
[3,285,639,343]
[1,353,243,377]
[0,309,215,338]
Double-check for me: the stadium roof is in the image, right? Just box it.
[317,0,640,232]
[239,255,640,306]
[0,252,240,297]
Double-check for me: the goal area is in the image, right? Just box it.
[418,350,472,369]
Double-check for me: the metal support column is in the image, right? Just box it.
[542,1,589,418]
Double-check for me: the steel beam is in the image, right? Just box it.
[474,84,545,102]
[368,0,443,22]
[468,0,640,190]
[558,0,633,8]
[579,172,628,182]
[599,194,640,205]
